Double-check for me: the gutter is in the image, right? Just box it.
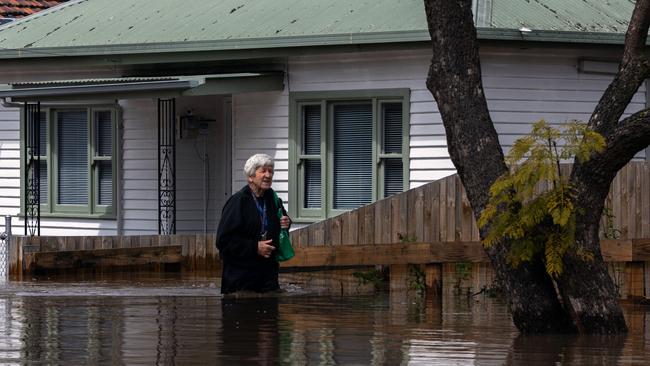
[0,28,630,62]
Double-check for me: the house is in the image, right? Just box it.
[0,0,67,24]
[0,0,646,237]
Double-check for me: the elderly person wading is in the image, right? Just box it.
[216,153,291,294]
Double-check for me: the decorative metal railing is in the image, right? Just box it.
[23,102,41,237]
[158,99,176,235]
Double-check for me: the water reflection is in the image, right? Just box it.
[0,283,646,364]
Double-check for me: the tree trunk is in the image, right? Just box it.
[424,0,650,334]
[423,0,575,333]
[555,0,650,333]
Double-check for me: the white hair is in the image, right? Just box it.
[243,153,274,177]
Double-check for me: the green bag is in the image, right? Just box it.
[273,191,295,262]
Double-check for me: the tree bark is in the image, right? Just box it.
[423,0,575,333]
[557,0,650,334]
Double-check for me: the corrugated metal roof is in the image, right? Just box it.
[11,76,177,87]
[490,0,633,33]
[0,0,638,58]
[0,73,282,99]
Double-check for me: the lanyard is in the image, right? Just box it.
[252,194,268,234]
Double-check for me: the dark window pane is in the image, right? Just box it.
[304,160,321,209]
[97,161,112,206]
[303,105,320,155]
[384,158,403,198]
[333,103,372,209]
[383,103,402,154]
[28,111,47,156]
[95,111,112,156]
[57,111,88,205]
[39,160,48,203]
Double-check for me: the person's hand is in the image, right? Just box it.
[280,215,291,229]
[257,239,275,258]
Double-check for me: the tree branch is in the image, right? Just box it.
[587,108,650,177]
[589,0,650,137]
[622,0,650,66]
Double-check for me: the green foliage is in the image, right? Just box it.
[454,262,473,296]
[408,264,426,294]
[478,120,605,277]
[602,207,621,239]
[353,267,388,291]
[397,232,417,243]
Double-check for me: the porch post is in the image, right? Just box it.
[23,102,41,236]
[158,98,176,235]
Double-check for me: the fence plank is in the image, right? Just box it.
[439,180,447,242]
[27,246,182,272]
[331,214,342,246]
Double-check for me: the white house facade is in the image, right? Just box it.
[0,0,646,236]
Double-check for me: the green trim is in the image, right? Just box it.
[289,88,410,221]
[36,212,116,220]
[20,103,118,219]
[292,102,324,219]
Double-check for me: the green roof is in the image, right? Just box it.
[0,0,637,60]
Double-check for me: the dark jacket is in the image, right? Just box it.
[216,185,287,294]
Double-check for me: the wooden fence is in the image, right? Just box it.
[12,234,218,279]
[10,162,650,298]
[289,162,650,246]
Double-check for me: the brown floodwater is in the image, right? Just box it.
[0,276,647,365]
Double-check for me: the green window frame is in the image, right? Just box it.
[21,105,117,218]
[289,89,410,222]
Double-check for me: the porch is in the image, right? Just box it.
[0,72,285,237]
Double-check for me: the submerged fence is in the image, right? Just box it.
[7,162,650,298]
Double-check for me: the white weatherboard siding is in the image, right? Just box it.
[289,49,453,189]
[232,91,290,210]
[175,96,229,234]
[121,98,158,234]
[480,52,647,159]
[121,96,230,235]
[0,107,20,217]
[0,47,648,235]
[287,47,646,189]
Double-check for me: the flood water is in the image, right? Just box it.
[0,277,647,365]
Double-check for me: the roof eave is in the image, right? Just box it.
[0,28,628,61]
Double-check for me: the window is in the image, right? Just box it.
[289,90,409,221]
[23,106,116,217]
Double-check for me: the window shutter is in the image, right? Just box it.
[382,103,403,198]
[383,158,403,197]
[37,112,47,202]
[94,111,113,206]
[383,103,402,154]
[39,161,48,203]
[302,105,321,209]
[36,111,47,156]
[97,161,112,205]
[333,103,372,209]
[57,111,88,205]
